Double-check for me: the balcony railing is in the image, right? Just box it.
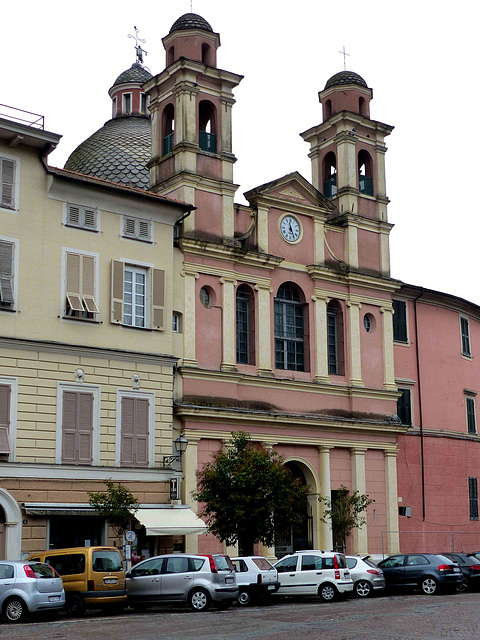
[359,175,373,196]
[323,175,337,199]
[199,130,217,154]
[162,132,174,156]
[0,104,44,129]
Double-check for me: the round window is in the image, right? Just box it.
[363,313,375,333]
[200,287,211,309]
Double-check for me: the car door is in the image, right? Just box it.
[297,554,324,595]
[0,563,15,607]
[403,554,430,585]
[160,556,193,601]
[275,555,300,594]
[127,557,164,602]
[378,555,406,586]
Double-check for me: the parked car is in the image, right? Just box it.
[273,550,353,602]
[346,555,385,597]
[27,546,126,616]
[126,553,238,612]
[439,553,480,591]
[0,561,65,623]
[231,556,280,605]
[377,553,463,595]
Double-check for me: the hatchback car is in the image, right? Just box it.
[0,561,65,622]
[440,552,480,591]
[377,553,463,595]
[126,553,237,611]
[273,550,353,601]
[346,555,385,597]
[231,556,280,605]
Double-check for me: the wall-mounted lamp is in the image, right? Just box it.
[163,434,189,467]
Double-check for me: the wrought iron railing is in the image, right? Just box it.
[199,130,217,154]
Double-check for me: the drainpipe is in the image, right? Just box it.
[413,290,425,520]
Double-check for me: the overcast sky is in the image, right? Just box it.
[3,1,479,304]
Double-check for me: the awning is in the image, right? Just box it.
[134,507,207,536]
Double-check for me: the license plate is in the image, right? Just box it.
[453,568,461,573]
[267,585,275,590]
[49,596,61,602]
[104,578,117,584]
[225,576,234,583]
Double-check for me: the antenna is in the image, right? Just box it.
[128,26,148,64]
[338,45,350,71]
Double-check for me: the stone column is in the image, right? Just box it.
[220,276,237,372]
[345,222,359,270]
[181,268,199,367]
[313,294,330,383]
[318,446,333,550]
[351,447,368,554]
[384,450,400,555]
[381,306,397,390]
[347,301,364,387]
[255,284,273,376]
[256,206,269,254]
[313,218,325,266]
[183,435,201,554]
[379,228,390,277]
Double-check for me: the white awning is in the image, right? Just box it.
[134,507,207,536]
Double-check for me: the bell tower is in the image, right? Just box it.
[145,13,243,242]
[301,70,394,223]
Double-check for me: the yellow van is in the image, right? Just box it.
[27,546,127,616]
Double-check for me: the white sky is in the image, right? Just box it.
[3,1,479,303]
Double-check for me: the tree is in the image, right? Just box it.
[89,480,139,539]
[319,485,373,551]
[193,432,308,555]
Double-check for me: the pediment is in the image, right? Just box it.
[244,171,334,212]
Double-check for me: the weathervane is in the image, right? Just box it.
[128,26,148,64]
[338,45,350,71]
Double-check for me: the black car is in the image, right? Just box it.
[377,554,463,595]
[440,553,480,591]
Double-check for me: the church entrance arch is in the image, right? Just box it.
[0,488,22,560]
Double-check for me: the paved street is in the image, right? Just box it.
[1,592,480,640]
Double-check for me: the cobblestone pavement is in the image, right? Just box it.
[1,592,479,640]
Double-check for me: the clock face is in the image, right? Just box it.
[280,215,301,242]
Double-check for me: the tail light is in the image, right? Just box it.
[438,564,452,572]
[367,569,380,576]
[23,565,36,579]
[206,556,218,574]
[257,574,263,584]
[334,555,340,579]
[471,564,480,571]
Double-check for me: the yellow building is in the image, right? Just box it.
[0,106,206,559]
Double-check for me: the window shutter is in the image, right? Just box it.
[121,397,149,467]
[66,252,84,312]
[135,398,149,467]
[124,217,136,237]
[120,397,135,466]
[0,240,14,306]
[83,208,97,229]
[81,255,99,313]
[67,205,81,226]
[138,220,150,240]
[111,260,124,323]
[0,385,11,454]
[151,269,165,330]
[62,391,78,463]
[1,159,15,208]
[77,392,93,463]
[62,391,93,464]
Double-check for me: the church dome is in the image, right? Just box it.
[110,63,153,90]
[169,13,213,33]
[64,116,151,190]
[324,71,368,90]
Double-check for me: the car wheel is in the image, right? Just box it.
[420,577,438,595]
[65,594,86,617]
[237,590,252,606]
[4,597,27,623]
[457,577,468,593]
[354,580,373,597]
[319,583,338,602]
[189,588,211,612]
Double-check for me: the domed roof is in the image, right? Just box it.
[324,71,368,90]
[169,13,213,33]
[111,63,153,90]
[64,116,151,190]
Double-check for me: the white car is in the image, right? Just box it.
[274,550,353,601]
[231,556,280,605]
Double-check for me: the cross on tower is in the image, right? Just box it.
[338,45,350,71]
[128,26,148,64]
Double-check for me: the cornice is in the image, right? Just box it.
[179,238,284,269]
[182,262,272,288]
[0,462,176,482]
[306,266,403,293]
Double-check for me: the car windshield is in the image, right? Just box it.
[92,550,124,572]
[252,558,275,571]
[27,563,57,578]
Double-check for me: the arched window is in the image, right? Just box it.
[167,46,175,66]
[274,283,307,371]
[324,99,332,120]
[162,104,175,156]
[359,96,367,117]
[202,43,212,65]
[327,300,344,375]
[358,150,373,196]
[323,152,337,198]
[236,284,255,365]
[199,100,217,153]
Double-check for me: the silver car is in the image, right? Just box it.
[126,553,238,612]
[0,561,65,622]
[346,555,385,597]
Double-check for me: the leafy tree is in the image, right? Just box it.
[319,485,373,550]
[194,432,308,555]
[89,480,139,539]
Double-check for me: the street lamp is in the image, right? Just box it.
[163,434,189,467]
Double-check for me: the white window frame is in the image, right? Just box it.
[0,153,20,213]
[64,203,99,232]
[0,376,18,462]
[121,215,153,242]
[395,378,415,427]
[172,312,181,333]
[465,391,477,434]
[55,382,101,465]
[122,93,132,115]
[460,316,472,358]
[123,264,149,328]
[0,235,19,312]
[115,389,155,468]
[112,96,117,119]
[61,247,100,321]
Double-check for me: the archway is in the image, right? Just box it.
[0,488,22,559]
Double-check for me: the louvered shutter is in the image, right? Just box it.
[83,207,97,230]
[124,217,136,237]
[82,255,99,313]
[62,391,78,463]
[120,397,135,466]
[62,391,93,464]
[1,159,15,209]
[67,205,81,226]
[77,392,93,463]
[138,220,151,240]
[134,398,149,467]
[0,241,14,306]
[151,269,165,330]
[121,397,149,467]
[65,252,84,312]
[111,260,124,323]
[0,385,11,454]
